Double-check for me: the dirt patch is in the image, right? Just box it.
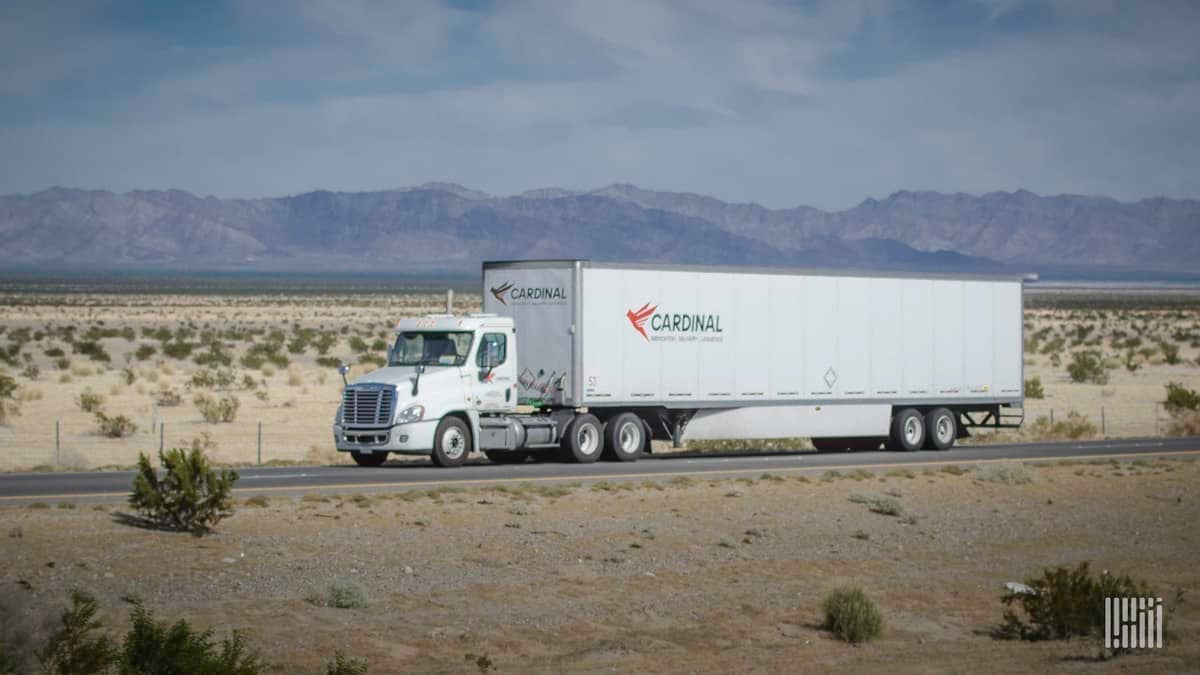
[2,459,1197,672]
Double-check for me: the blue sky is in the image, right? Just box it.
[1,0,1197,209]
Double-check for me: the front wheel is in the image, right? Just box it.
[350,450,387,467]
[432,417,470,467]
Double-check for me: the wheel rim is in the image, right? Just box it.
[442,427,466,460]
[618,421,641,453]
[577,423,599,456]
[904,416,922,446]
[936,415,953,444]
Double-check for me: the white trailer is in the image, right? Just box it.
[333,260,1025,467]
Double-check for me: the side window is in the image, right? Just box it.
[477,333,507,367]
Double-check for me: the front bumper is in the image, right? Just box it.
[333,420,439,456]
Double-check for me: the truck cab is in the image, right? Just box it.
[333,313,519,466]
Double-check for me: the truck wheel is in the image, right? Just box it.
[889,408,925,452]
[485,451,529,464]
[350,451,388,467]
[431,417,470,467]
[602,413,644,462]
[561,413,604,463]
[924,408,956,450]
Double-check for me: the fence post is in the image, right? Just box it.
[257,421,262,466]
[1101,406,1106,437]
[1155,403,1159,436]
[159,423,164,453]
[55,418,60,467]
[1050,408,1054,425]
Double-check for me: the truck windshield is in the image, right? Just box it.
[389,331,473,367]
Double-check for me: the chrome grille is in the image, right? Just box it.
[341,385,395,426]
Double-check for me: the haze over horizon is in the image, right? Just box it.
[2,1,1199,211]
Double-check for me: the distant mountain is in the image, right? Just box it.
[1,182,1197,276]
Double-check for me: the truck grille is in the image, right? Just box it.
[341,386,395,426]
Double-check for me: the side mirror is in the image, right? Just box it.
[338,363,350,387]
[415,363,426,374]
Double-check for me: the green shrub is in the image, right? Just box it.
[72,340,111,363]
[161,342,194,360]
[1159,340,1181,365]
[194,393,239,423]
[95,413,137,438]
[76,388,105,413]
[999,562,1154,648]
[188,368,238,391]
[43,346,65,358]
[129,448,239,535]
[1067,350,1108,384]
[348,336,369,354]
[316,356,342,368]
[822,587,884,643]
[239,353,266,370]
[134,344,157,361]
[0,373,19,425]
[311,582,368,609]
[121,602,262,674]
[1163,382,1200,415]
[357,354,385,367]
[36,590,116,675]
[847,493,903,516]
[156,387,182,407]
[1024,377,1044,399]
[326,651,369,675]
[1026,411,1097,440]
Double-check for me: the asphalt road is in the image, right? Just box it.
[1,436,1197,503]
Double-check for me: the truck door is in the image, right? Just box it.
[471,329,517,412]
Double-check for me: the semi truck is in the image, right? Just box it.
[334,260,1025,467]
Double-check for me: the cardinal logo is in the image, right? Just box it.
[626,302,657,341]
[490,281,514,305]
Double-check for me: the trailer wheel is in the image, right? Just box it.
[889,408,925,452]
[350,451,388,467]
[924,408,956,450]
[561,413,604,463]
[431,416,470,467]
[602,413,644,462]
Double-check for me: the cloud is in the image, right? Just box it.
[0,0,1197,209]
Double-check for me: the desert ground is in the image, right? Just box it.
[1,458,1198,672]
[1,287,1198,470]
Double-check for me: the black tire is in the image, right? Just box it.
[485,451,529,464]
[431,416,470,467]
[924,408,956,450]
[560,413,604,464]
[602,413,644,462]
[350,450,387,467]
[889,408,925,452]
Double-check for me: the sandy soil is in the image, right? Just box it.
[1,294,1199,471]
[1,458,1197,672]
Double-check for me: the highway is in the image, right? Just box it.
[1,436,1197,503]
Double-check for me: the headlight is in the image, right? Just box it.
[396,404,425,424]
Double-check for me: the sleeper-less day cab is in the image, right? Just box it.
[333,260,1026,467]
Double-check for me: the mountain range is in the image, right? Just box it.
[1,183,1198,277]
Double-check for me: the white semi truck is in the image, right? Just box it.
[334,260,1025,467]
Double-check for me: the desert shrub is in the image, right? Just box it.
[1167,411,1200,437]
[316,356,342,368]
[239,353,265,370]
[192,344,232,367]
[1124,348,1140,372]
[156,387,182,407]
[21,363,39,380]
[314,334,337,355]
[73,340,111,363]
[348,336,369,353]
[55,357,71,370]
[326,652,369,675]
[1023,376,1044,399]
[36,590,117,675]
[121,602,262,674]
[134,344,157,361]
[76,388,105,413]
[43,346,65,358]
[998,562,1154,647]
[129,447,239,535]
[973,462,1033,485]
[822,587,884,644]
[194,393,240,423]
[370,338,387,352]
[122,367,136,385]
[1026,411,1097,440]
[286,336,309,355]
[161,341,194,360]
[1067,350,1108,384]
[0,373,19,425]
[311,582,368,609]
[357,354,385,367]
[95,413,137,438]
[1159,340,1181,365]
[1163,382,1200,415]
[188,367,238,391]
[287,365,303,386]
[847,493,903,516]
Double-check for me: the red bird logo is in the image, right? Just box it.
[626,302,657,341]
